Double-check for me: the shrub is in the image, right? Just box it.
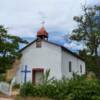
[42,69,55,85]
[91,96,100,100]
[67,79,100,100]
[13,84,20,89]
[0,74,5,81]
[50,79,69,100]
[20,82,34,96]
[20,75,100,100]
[20,79,69,100]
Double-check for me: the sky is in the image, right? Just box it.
[0,0,100,51]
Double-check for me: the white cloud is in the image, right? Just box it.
[0,0,100,50]
[0,0,87,37]
[64,42,84,51]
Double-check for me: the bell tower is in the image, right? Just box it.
[37,25,48,40]
[36,24,48,48]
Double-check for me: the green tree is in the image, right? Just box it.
[0,25,28,73]
[70,6,100,66]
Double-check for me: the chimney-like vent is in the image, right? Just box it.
[36,37,42,48]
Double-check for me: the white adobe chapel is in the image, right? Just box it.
[10,26,85,84]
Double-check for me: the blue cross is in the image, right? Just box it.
[21,65,31,83]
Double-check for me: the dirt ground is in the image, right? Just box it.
[0,98,14,100]
[0,90,17,100]
[0,90,51,100]
[0,94,14,100]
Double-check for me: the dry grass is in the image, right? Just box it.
[15,96,52,100]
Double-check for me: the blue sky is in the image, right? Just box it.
[0,0,100,51]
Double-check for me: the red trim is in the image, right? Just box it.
[32,68,44,83]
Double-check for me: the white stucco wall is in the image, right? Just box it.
[98,45,100,56]
[61,49,85,79]
[15,41,62,84]
[15,40,86,84]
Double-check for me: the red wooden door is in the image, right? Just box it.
[32,68,44,84]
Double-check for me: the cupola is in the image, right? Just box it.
[37,26,48,40]
[36,26,48,48]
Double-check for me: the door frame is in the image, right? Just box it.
[32,68,44,83]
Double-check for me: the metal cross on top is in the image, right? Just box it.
[42,20,45,26]
[21,65,31,83]
[39,11,46,26]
